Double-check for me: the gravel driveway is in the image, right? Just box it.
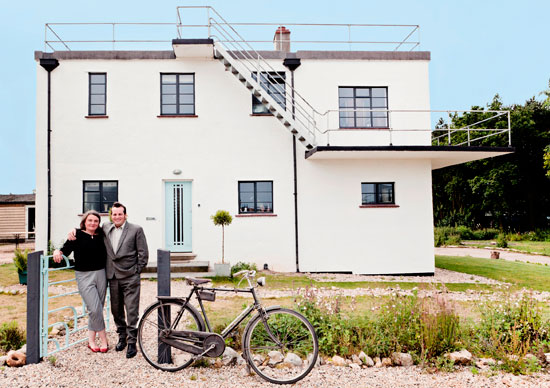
[435,246,550,265]
[1,336,549,388]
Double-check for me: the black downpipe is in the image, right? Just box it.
[283,58,301,272]
[39,59,59,248]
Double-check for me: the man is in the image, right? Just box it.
[69,202,148,358]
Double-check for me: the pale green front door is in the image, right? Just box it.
[165,181,192,252]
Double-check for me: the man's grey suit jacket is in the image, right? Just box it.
[102,222,149,280]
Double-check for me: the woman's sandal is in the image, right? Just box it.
[87,343,100,353]
[99,345,109,353]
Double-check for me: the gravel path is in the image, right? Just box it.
[1,335,549,388]
[435,246,550,265]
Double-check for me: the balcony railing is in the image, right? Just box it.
[315,109,511,147]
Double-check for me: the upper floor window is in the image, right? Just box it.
[83,181,118,213]
[339,87,388,128]
[361,182,394,205]
[161,73,195,115]
[89,73,106,115]
[252,72,286,114]
[239,181,273,213]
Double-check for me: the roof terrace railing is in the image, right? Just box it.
[43,6,420,52]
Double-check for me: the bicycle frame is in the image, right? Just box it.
[172,283,272,340]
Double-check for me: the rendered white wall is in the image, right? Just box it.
[35,53,434,273]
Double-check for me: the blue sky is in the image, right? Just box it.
[1,0,549,194]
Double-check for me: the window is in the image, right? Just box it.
[339,87,388,128]
[161,73,195,115]
[239,181,273,213]
[361,183,394,205]
[83,181,118,213]
[89,73,106,115]
[252,72,286,114]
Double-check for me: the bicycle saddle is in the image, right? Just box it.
[185,277,211,285]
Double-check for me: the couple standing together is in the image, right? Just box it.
[53,202,148,358]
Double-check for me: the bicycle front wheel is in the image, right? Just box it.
[138,300,203,372]
[243,308,318,384]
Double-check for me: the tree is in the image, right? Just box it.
[211,210,233,264]
[432,92,550,230]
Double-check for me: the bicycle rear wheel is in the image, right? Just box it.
[138,300,203,372]
[243,308,318,384]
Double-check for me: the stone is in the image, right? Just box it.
[53,323,65,331]
[222,347,239,366]
[235,355,246,366]
[213,358,223,368]
[391,352,413,366]
[6,350,26,367]
[331,355,347,367]
[544,353,550,364]
[374,357,382,367]
[475,358,496,369]
[267,350,284,366]
[0,356,7,365]
[284,353,302,367]
[446,349,472,365]
[50,328,60,336]
[351,354,362,365]
[18,344,26,354]
[381,357,393,367]
[307,353,321,368]
[252,354,265,366]
[349,363,360,369]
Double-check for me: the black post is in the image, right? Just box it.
[283,57,302,273]
[39,58,59,247]
[26,250,43,364]
[157,249,171,297]
[157,249,171,363]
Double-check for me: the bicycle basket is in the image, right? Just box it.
[198,290,216,302]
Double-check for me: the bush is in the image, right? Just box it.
[230,262,258,276]
[472,228,500,240]
[12,248,29,273]
[497,233,508,248]
[0,321,26,353]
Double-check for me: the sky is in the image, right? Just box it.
[1,0,549,194]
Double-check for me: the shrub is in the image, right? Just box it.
[455,226,474,240]
[472,228,500,240]
[230,262,258,276]
[497,233,508,248]
[12,249,29,273]
[477,296,547,362]
[0,321,26,353]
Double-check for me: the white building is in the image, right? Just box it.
[34,10,513,274]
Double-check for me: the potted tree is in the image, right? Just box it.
[13,248,29,285]
[211,210,232,277]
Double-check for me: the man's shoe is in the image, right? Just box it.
[126,343,137,359]
[115,338,127,352]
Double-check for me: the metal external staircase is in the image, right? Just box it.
[205,8,320,149]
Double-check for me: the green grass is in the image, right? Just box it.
[462,240,550,255]
[209,272,494,292]
[435,255,550,292]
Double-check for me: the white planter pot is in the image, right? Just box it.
[214,262,231,277]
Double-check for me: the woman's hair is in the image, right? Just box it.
[80,210,102,233]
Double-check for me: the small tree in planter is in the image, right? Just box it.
[13,248,29,285]
[211,210,232,276]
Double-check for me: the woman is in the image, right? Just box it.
[53,210,108,353]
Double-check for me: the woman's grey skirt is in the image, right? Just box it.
[75,269,107,332]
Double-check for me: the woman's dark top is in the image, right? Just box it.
[60,229,107,272]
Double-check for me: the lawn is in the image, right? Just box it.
[435,254,550,292]
[462,240,550,256]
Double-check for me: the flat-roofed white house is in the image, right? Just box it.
[34,7,513,274]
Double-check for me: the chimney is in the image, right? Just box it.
[273,26,291,52]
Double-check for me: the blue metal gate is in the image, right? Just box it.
[27,252,110,359]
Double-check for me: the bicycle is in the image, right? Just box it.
[137,270,319,384]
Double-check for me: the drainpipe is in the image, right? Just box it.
[283,57,301,272]
[39,58,59,248]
